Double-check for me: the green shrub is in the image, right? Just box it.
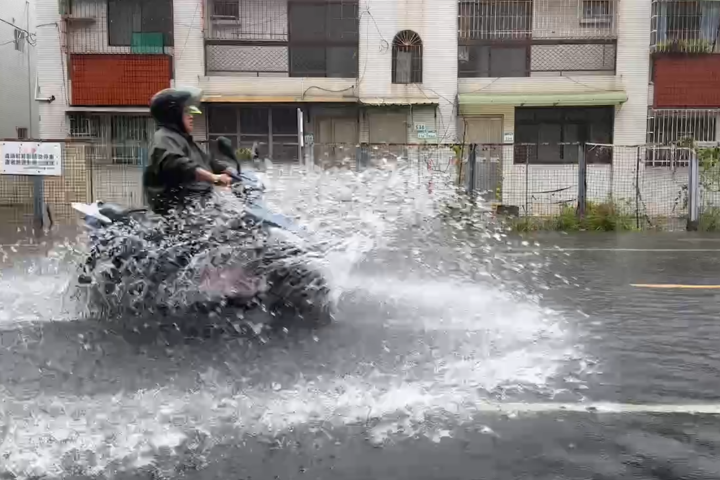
[508,200,637,232]
[699,207,720,232]
[236,148,253,161]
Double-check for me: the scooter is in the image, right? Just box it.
[71,163,335,330]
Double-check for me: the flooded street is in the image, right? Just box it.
[0,166,719,479]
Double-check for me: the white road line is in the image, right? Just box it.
[475,402,720,414]
[508,248,720,253]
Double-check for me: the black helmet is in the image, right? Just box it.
[149,86,203,131]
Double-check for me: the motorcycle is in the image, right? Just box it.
[71,163,335,331]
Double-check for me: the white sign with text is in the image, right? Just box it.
[1,142,63,176]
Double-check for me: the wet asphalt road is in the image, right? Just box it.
[1,229,720,479]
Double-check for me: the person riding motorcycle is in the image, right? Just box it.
[143,86,236,215]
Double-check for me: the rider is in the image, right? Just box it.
[143,86,235,215]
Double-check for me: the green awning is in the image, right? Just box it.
[458,91,628,114]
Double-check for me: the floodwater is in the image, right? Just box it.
[1,164,719,479]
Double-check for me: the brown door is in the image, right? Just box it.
[315,117,358,168]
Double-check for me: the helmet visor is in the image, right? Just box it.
[178,85,203,115]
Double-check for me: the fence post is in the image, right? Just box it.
[32,176,45,229]
[635,147,641,230]
[687,148,700,231]
[577,143,587,220]
[467,143,477,197]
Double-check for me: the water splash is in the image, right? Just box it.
[0,158,587,478]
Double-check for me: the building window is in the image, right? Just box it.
[14,29,24,52]
[514,107,614,164]
[458,45,527,77]
[580,0,612,24]
[667,1,701,40]
[288,0,359,77]
[16,127,28,140]
[391,30,423,84]
[211,0,240,19]
[107,0,174,48]
[67,113,154,165]
[207,106,299,161]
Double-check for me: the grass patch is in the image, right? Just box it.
[699,207,720,232]
[509,201,638,232]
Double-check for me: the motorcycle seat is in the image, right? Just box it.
[98,203,145,222]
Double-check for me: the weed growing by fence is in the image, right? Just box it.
[508,200,637,232]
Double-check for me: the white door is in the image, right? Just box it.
[464,116,503,199]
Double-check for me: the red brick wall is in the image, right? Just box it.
[653,55,720,108]
[70,54,172,106]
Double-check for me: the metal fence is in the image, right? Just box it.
[462,143,717,231]
[1,140,718,231]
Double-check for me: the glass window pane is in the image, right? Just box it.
[272,107,298,134]
[208,107,237,134]
[490,47,526,77]
[108,0,140,46]
[458,45,489,77]
[141,0,174,46]
[327,46,358,77]
[538,123,562,163]
[239,108,269,135]
[289,4,326,41]
[326,3,359,41]
[290,47,326,77]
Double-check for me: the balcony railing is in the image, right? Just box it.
[204,0,359,77]
[458,0,618,41]
[647,108,719,145]
[62,0,174,55]
[651,0,720,54]
[646,108,719,166]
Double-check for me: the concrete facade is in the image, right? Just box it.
[33,0,703,216]
[0,0,38,140]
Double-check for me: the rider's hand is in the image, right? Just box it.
[214,173,232,186]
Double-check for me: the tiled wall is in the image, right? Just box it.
[70,54,172,106]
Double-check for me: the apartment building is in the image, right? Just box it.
[0,0,37,140]
[35,0,457,166]
[648,1,720,154]
[39,0,706,178]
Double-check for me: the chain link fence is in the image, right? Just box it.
[0,140,715,231]
[462,143,708,231]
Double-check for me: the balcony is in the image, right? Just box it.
[61,0,173,106]
[204,0,359,78]
[458,0,618,77]
[651,0,720,54]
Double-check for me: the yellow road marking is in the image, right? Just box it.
[631,284,720,289]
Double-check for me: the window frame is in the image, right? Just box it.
[106,0,175,48]
[580,0,612,24]
[458,43,529,77]
[391,30,423,84]
[207,105,300,161]
[513,106,615,165]
[287,0,359,78]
